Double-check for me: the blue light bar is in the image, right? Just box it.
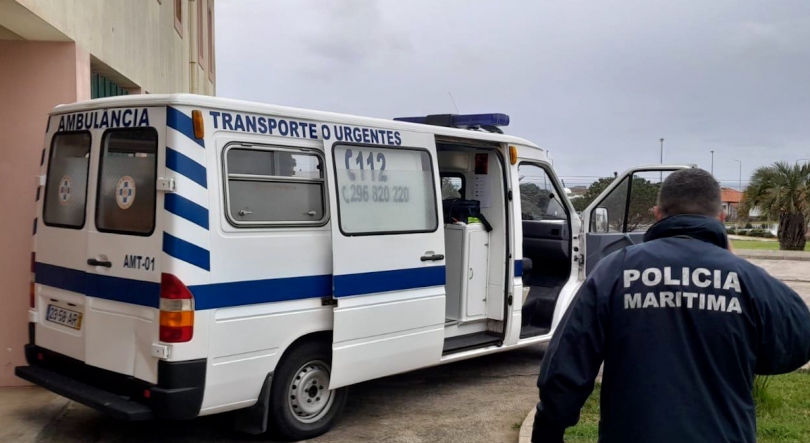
[394,113,510,128]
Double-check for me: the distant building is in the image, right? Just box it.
[721,188,742,220]
[0,0,216,386]
[569,186,588,196]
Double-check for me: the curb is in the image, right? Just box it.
[735,250,810,261]
[518,406,535,443]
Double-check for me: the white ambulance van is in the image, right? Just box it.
[16,94,690,440]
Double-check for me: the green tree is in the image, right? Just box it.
[519,183,553,219]
[740,162,809,251]
[572,176,660,232]
[572,177,614,213]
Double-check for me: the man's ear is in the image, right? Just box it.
[718,211,727,223]
[654,206,665,221]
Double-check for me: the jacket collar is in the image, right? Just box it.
[643,214,729,249]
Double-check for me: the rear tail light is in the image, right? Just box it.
[30,252,36,309]
[159,273,194,343]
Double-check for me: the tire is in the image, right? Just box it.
[267,339,348,441]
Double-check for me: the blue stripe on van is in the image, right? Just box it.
[515,260,523,277]
[333,266,446,297]
[34,262,160,308]
[166,148,207,188]
[189,275,332,310]
[163,232,210,271]
[167,107,205,148]
[35,263,450,310]
[164,194,209,230]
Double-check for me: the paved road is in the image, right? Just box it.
[35,259,810,443]
[38,345,545,443]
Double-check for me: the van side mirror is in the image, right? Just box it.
[592,207,609,233]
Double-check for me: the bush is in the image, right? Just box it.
[745,229,772,238]
[745,222,754,229]
[727,227,737,234]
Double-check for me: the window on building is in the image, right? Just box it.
[91,72,129,99]
[174,0,183,37]
[224,146,326,226]
[197,0,204,63]
[333,145,438,235]
[95,129,159,236]
[43,132,92,229]
[208,1,215,81]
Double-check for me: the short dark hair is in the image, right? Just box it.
[657,168,722,217]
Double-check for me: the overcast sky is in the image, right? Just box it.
[216,0,810,189]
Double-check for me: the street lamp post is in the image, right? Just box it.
[659,138,664,182]
[734,159,742,191]
[710,150,714,176]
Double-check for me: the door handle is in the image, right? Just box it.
[420,253,445,262]
[87,258,112,268]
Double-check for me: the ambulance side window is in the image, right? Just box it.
[224,145,326,226]
[43,132,92,229]
[333,145,438,235]
[95,128,159,236]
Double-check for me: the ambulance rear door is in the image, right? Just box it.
[581,165,695,275]
[324,127,446,389]
[35,107,166,384]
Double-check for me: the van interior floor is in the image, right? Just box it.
[442,331,501,355]
[520,266,568,339]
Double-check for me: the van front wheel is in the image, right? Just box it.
[268,340,348,441]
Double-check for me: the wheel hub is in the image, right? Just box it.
[288,360,334,423]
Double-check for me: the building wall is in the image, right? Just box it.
[0,1,215,386]
[0,41,89,386]
[1,0,215,95]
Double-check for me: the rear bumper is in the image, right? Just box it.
[16,364,154,420]
[16,344,206,421]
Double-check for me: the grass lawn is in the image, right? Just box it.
[564,371,810,443]
[731,239,810,252]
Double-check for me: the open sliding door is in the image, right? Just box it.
[324,127,446,389]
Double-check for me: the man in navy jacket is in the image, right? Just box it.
[532,168,810,443]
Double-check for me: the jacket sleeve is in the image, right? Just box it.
[531,253,620,443]
[751,268,810,375]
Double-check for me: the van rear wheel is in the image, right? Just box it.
[268,340,347,441]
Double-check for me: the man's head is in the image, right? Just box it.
[654,168,723,221]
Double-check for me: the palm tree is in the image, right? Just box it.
[741,162,810,251]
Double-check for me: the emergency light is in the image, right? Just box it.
[394,113,510,133]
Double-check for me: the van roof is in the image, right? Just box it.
[50,93,544,152]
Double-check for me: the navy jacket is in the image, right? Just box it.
[532,215,810,443]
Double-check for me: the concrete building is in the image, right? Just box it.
[0,0,216,386]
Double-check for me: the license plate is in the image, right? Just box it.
[46,305,83,330]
